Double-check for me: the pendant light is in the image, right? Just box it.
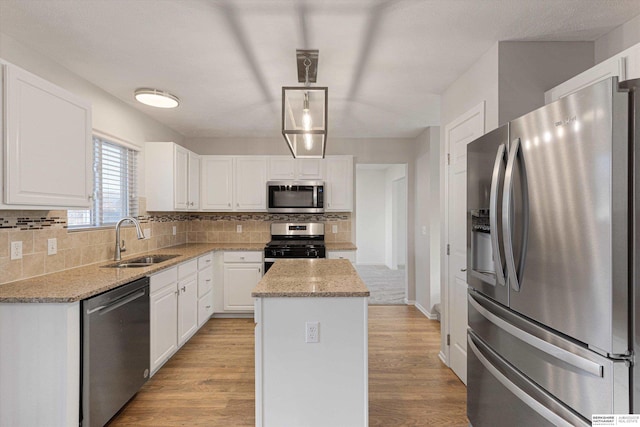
[282,49,327,158]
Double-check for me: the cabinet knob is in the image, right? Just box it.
[206,279,211,283]
[236,203,239,207]
[206,305,211,309]
[228,203,231,207]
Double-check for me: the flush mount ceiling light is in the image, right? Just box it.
[282,49,327,159]
[134,88,180,108]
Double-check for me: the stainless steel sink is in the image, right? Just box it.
[103,254,180,268]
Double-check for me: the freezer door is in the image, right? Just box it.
[469,291,630,420]
[467,331,590,427]
[466,125,509,306]
[506,77,630,355]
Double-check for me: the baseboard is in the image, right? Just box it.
[404,298,415,305]
[438,351,448,366]
[415,302,439,320]
[212,313,254,319]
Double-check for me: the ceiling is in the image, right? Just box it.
[1,0,640,140]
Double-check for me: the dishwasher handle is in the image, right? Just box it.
[86,288,147,316]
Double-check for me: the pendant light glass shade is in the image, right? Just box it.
[134,88,180,108]
[282,86,327,158]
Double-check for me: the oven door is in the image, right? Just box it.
[267,181,324,213]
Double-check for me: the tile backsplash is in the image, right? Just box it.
[0,202,352,285]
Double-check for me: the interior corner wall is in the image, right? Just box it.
[0,32,185,197]
[428,127,441,311]
[595,13,640,63]
[384,165,407,269]
[498,41,594,124]
[414,128,431,313]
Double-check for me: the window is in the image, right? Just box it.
[68,135,138,228]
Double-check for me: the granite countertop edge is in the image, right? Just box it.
[0,243,266,304]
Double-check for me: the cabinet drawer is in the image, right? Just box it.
[223,251,262,263]
[178,259,198,279]
[198,291,214,327]
[198,252,214,270]
[150,267,178,293]
[198,266,213,297]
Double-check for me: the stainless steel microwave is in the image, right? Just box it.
[267,181,324,213]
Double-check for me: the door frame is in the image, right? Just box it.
[440,101,485,367]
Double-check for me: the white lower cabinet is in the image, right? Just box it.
[197,252,214,327]
[327,250,357,264]
[149,258,203,375]
[223,251,263,312]
[177,260,198,346]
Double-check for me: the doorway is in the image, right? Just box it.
[355,164,407,305]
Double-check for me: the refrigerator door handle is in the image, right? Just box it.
[469,295,604,377]
[489,143,507,287]
[467,332,589,427]
[503,138,529,292]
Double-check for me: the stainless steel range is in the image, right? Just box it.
[264,222,326,273]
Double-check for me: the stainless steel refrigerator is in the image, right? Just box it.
[466,77,640,426]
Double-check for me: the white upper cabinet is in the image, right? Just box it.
[188,151,200,210]
[324,155,353,212]
[235,157,267,211]
[268,156,324,180]
[145,142,200,211]
[545,42,640,103]
[2,61,92,208]
[201,156,266,212]
[201,156,234,210]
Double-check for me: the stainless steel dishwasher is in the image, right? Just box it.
[81,276,150,427]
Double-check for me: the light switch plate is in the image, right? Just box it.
[47,238,57,255]
[143,228,151,239]
[237,224,242,233]
[172,226,177,236]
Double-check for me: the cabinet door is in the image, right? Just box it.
[174,145,189,210]
[178,273,198,346]
[201,156,233,210]
[198,265,213,297]
[188,152,200,209]
[296,159,324,179]
[223,263,262,311]
[235,157,267,211]
[325,156,353,211]
[4,63,92,207]
[150,284,178,373]
[268,156,295,180]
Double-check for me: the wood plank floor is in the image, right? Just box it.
[109,306,468,426]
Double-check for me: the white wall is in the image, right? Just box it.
[0,32,185,196]
[595,14,640,63]
[355,168,386,264]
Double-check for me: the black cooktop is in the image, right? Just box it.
[265,239,325,249]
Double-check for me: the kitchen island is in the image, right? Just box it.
[252,259,370,427]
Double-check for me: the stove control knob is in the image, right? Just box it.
[307,249,318,258]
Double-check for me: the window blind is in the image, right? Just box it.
[68,136,138,228]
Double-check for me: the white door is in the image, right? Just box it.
[200,156,233,210]
[178,273,198,346]
[235,157,267,211]
[188,152,200,209]
[150,284,178,373]
[174,145,189,210]
[223,263,262,311]
[445,102,485,384]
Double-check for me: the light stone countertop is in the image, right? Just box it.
[0,243,265,303]
[325,242,357,251]
[252,258,369,298]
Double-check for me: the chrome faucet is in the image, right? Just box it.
[114,217,145,261]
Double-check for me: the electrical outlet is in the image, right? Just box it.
[47,238,57,255]
[236,224,242,233]
[332,225,338,234]
[143,228,151,239]
[10,241,22,260]
[305,321,319,343]
[172,226,177,236]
